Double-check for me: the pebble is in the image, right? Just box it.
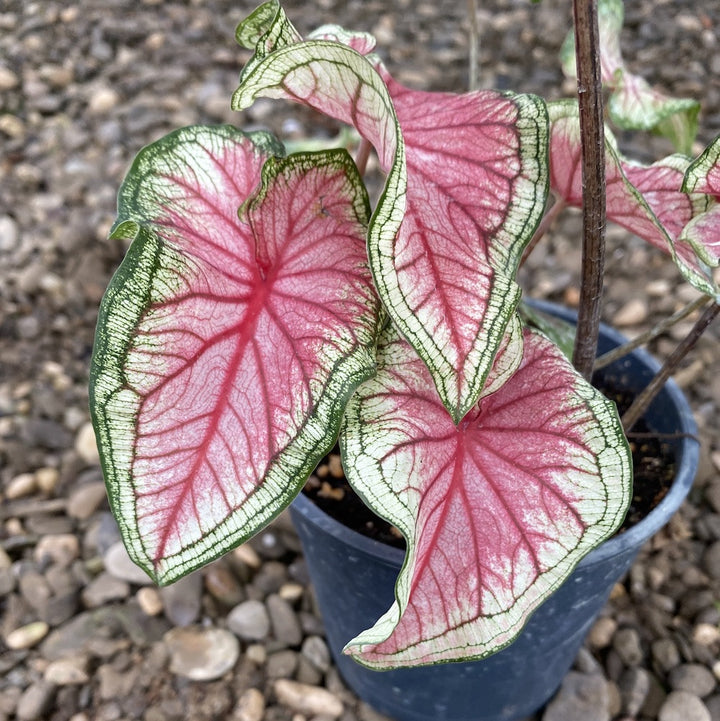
[5,621,50,650]
[668,664,717,698]
[227,599,271,641]
[159,571,203,626]
[702,541,720,579]
[67,481,108,519]
[15,681,57,721]
[164,627,239,681]
[267,593,303,647]
[136,587,164,616]
[613,627,645,667]
[6,472,38,499]
[88,87,120,115]
[103,541,152,584]
[652,638,681,673]
[234,688,265,721]
[301,635,331,673]
[542,672,610,721]
[74,422,100,465]
[34,533,80,567]
[204,563,245,606]
[274,679,344,718]
[588,616,617,649]
[619,667,651,716]
[44,657,90,685]
[658,690,711,721]
[81,572,130,607]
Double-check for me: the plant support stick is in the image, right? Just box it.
[571,0,606,381]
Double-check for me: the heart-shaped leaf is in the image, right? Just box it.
[90,126,381,583]
[232,6,548,421]
[340,324,631,668]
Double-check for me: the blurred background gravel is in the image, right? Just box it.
[1,1,719,720]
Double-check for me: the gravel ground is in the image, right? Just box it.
[1,1,719,720]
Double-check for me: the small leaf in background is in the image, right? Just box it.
[561,0,699,154]
[90,126,381,584]
[341,324,631,668]
[683,135,720,198]
[233,11,549,422]
[548,101,717,298]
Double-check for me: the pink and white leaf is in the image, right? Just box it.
[340,324,631,668]
[549,101,717,298]
[90,126,381,583]
[233,14,548,421]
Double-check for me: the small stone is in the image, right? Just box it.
[613,627,644,667]
[278,582,304,603]
[702,541,720,580]
[301,635,331,673]
[619,667,651,716]
[652,638,681,673]
[266,650,298,679]
[35,467,59,494]
[164,627,239,681]
[204,563,244,606]
[267,593,303,646]
[234,688,265,721]
[227,600,271,641]
[160,571,203,626]
[75,423,100,465]
[0,66,19,91]
[103,541,152,584]
[67,482,107,520]
[81,572,130,607]
[34,534,80,567]
[588,616,617,649]
[669,664,717,698]
[5,621,50,649]
[0,215,19,252]
[274,679,344,719]
[613,298,648,327]
[16,681,56,721]
[44,657,90,685]
[658,690,711,721]
[245,643,267,665]
[6,472,37,499]
[233,544,262,569]
[88,87,120,115]
[542,671,610,721]
[137,587,163,616]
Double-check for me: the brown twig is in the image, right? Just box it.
[571,0,607,382]
[594,295,710,370]
[355,137,372,176]
[520,197,567,267]
[622,301,719,432]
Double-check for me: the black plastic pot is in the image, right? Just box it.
[290,304,699,721]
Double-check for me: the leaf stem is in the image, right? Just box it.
[595,295,710,370]
[622,301,719,431]
[355,137,372,176]
[571,0,607,382]
[520,197,567,267]
[467,0,479,92]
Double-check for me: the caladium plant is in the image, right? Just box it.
[90,0,719,669]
